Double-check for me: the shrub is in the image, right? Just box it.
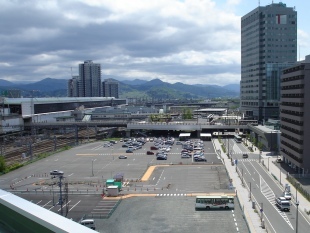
[0,156,6,173]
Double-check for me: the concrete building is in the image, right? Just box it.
[0,97,126,134]
[67,75,79,97]
[241,2,297,122]
[280,55,310,173]
[102,78,119,98]
[78,60,101,97]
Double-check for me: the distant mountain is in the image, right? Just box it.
[0,78,239,99]
[121,79,147,85]
[119,79,239,99]
[0,79,15,86]
[223,84,240,93]
[21,78,68,92]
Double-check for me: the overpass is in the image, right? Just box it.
[24,121,249,138]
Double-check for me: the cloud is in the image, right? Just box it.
[0,0,242,85]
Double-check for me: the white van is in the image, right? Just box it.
[275,197,290,211]
[80,219,96,230]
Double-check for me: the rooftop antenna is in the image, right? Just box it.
[71,67,73,78]
[258,0,260,6]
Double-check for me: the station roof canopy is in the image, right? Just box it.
[179,133,190,137]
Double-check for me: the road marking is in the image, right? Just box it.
[58,200,71,212]
[54,159,58,161]
[153,177,155,180]
[242,162,251,175]
[76,154,98,156]
[260,176,294,230]
[69,200,81,211]
[42,200,51,208]
[36,200,42,205]
[68,173,73,177]
[244,181,277,233]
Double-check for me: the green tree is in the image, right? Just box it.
[258,141,263,151]
[0,156,6,173]
[182,108,193,119]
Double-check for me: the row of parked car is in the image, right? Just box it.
[122,138,147,153]
[181,140,207,162]
[181,149,207,162]
[275,185,292,211]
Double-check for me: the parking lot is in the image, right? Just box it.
[0,137,249,232]
[96,197,248,233]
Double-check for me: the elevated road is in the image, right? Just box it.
[26,121,248,131]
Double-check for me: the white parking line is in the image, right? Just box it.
[69,200,81,212]
[42,200,51,208]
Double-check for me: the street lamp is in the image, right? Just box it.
[296,201,299,233]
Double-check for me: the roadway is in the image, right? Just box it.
[225,139,310,233]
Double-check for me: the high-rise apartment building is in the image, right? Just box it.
[78,60,101,97]
[102,78,119,98]
[241,2,297,121]
[67,75,79,97]
[280,55,310,173]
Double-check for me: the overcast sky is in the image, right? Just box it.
[0,0,309,86]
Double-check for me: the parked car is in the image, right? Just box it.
[181,154,191,158]
[157,155,167,160]
[282,191,292,200]
[79,219,96,230]
[126,149,133,153]
[150,146,158,150]
[118,155,127,159]
[194,156,207,162]
[122,144,128,148]
[276,158,283,163]
[275,197,290,211]
[147,151,154,155]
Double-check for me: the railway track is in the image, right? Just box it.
[3,128,98,165]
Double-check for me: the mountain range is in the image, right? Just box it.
[0,78,240,99]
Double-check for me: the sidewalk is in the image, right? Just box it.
[213,139,266,233]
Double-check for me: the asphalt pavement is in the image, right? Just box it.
[213,138,310,233]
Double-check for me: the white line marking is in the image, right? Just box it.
[42,200,51,208]
[69,200,81,212]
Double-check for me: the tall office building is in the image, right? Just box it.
[241,2,297,121]
[280,55,310,173]
[102,78,119,98]
[67,75,79,97]
[78,60,101,97]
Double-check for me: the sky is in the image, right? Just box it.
[0,0,309,86]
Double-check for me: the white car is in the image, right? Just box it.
[181,154,191,158]
[282,192,292,200]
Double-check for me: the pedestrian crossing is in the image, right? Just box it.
[260,176,294,230]
[237,159,258,162]
[156,193,187,197]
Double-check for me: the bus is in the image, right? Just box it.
[195,195,234,210]
[234,135,242,143]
